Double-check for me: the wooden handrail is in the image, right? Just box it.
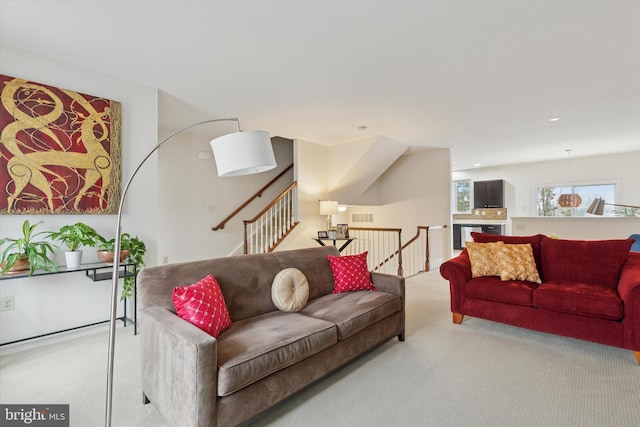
[212,164,293,230]
[244,181,298,224]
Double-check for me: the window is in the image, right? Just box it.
[453,180,471,213]
[536,184,616,216]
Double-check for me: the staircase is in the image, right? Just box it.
[243,182,299,254]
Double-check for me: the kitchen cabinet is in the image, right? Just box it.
[474,179,504,208]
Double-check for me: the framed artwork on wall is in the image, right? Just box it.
[0,74,122,214]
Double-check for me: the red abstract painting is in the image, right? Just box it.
[0,74,121,214]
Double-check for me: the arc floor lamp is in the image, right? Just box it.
[105,118,276,426]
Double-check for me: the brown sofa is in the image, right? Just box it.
[138,246,405,427]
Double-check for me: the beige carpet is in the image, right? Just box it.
[1,270,639,427]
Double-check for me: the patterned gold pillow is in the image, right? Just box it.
[466,241,503,277]
[495,243,541,284]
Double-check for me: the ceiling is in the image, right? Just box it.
[1,0,638,171]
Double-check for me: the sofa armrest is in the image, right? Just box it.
[371,272,405,340]
[619,252,640,350]
[140,306,218,427]
[439,249,472,315]
[371,271,405,298]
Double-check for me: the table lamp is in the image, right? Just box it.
[319,200,339,231]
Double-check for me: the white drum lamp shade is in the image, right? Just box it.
[211,130,277,177]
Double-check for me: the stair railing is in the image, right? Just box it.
[400,225,448,277]
[212,163,293,231]
[342,227,403,276]
[243,181,298,254]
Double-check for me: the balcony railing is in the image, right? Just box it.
[339,225,447,277]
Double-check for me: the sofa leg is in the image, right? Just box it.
[635,351,640,365]
[398,330,405,342]
[452,313,464,324]
[142,392,150,404]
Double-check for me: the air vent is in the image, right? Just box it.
[351,213,374,223]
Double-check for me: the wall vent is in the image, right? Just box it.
[351,213,374,223]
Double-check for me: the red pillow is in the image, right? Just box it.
[326,252,376,293]
[172,275,232,337]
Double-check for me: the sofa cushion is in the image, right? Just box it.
[271,268,309,312]
[472,233,544,278]
[541,236,633,289]
[326,252,376,293]
[300,291,401,340]
[466,276,537,307]
[495,243,541,284]
[466,241,503,277]
[216,311,336,396]
[533,282,623,321]
[172,275,232,338]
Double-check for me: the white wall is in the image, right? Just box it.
[0,44,158,344]
[452,151,640,217]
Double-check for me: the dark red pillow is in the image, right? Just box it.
[541,236,633,289]
[326,252,376,293]
[172,275,232,337]
[471,233,544,275]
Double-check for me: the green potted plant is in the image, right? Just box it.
[0,220,57,276]
[97,233,146,300]
[48,222,101,268]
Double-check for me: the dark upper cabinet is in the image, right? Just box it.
[473,180,504,208]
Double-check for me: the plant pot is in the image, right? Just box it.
[97,250,130,265]
[65,250,83,269]
[1,255,30,274]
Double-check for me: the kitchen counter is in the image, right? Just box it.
[452,219,508,225]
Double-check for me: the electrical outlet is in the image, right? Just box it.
[0,296,15,312]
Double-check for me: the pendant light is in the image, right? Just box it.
[558,149,582,208]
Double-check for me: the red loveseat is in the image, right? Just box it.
[440,233,640,364]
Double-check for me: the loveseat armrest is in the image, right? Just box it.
[439,250,472,316]
[140,306,218,427]
[618,252,640,352]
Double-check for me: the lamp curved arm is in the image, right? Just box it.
[105,118,241,426]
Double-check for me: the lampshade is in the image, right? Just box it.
[558,193,582,208]
[587,198,605,215]
[211,130,277,177]
[319,200,339,215]
[586,197,640,215]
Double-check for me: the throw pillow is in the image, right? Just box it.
[326,252,376,293]
[172,274,232,337]
[271,268,310,312]
[495,243,542,284]
[465,241,503,277]
[472,232,545,277]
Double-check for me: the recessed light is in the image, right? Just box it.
[473,163,481,167]
[549,117,560,122]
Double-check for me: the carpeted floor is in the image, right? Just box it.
[1,270,639,427]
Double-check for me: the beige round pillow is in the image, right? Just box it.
[271,268,309,312]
